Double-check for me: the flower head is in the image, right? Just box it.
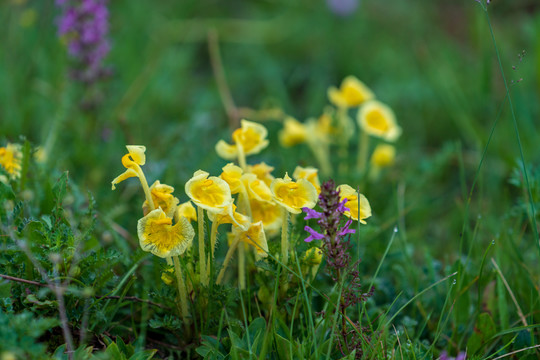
[270,173,318,214]
[336,184,371,224]
[328,76,375,108]
[279,117,308,147]
[371,144,396,168]
[185,170,232,213]
[215,120,269,160]
[220,163,244,194]
[142,180,179,218]
[293,166,321,194]
[111,145,146,190]
[137,208,195,258]
[0,143,22,179]
[357,100,401,141]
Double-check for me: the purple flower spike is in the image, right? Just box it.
[337,220,355,237]
[55,0,111,84]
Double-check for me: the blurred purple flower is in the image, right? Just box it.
[326,0,359,17]
[56,0,111,84]
[439,351,467,360]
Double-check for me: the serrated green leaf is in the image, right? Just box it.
[53,171,69,206]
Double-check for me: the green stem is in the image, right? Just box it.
[238,242,246,290]
[356,130,370,175]
[216,235,240,285]
[210,220,219,260]
[173,256,190,327]
[197,206,208,286]
[237,143,247,171]
[281,210,289,265]
[136,166,155,211]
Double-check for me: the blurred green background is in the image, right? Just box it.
[2,0,540,259]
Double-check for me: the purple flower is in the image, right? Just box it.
[304,226,325,242]
[303,207,322,220]
[326,0,359,17]
[56,0,111,84]
[439,351,467,360]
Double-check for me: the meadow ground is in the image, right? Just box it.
[1,0,540,359]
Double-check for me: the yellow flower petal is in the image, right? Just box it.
[220,163,244,194]
[357,100,401,142]
[247,162,275,187]
[215,140,238,160]
[185,170,232,212]
[250,199,283,236]
[371,144,396,168]
[175,201,197,223]
[328,76,375,108]
[137,208,195,258]
[292,166,321,194]
[126,145,146,165]
[207,203,250,231]
[111,168,138,190]
[270,173,318,214]
[0,143,22,179]
[143,180,179,218]
[336,184,371,224]
[235,221,268,257]
[279,117,308,147]
[242,173,273,203]
[233,120,269,155]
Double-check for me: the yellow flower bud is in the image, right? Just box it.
[111,145,147,190]
[0,143,22,180]
[371,144,396,168]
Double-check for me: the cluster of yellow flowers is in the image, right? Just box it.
[0,143,23,182]
[112,119,371,323]
[279,76,401,178]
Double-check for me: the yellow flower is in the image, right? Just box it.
[270,173,318,214]
[357,100,401,142]
[371,144,396,168]
[247,162,275,187]
[111,145,147,190]
[303,247,323,266]
[143,181,179,218]
[328,76,375,108]
[0,143,22,179]
[161,267,174,285]
[235,221,268,257]
[175,201,197,223]
[185,170,232,213]
[207,203,250,231]
[137,208,195,258]
[220,163,244,194]
[250,199,283,236]
[279,117,308,147]
[292,166,321,194]
[336,184,371,224]
[242,173,273,203]
[215,120,269,160]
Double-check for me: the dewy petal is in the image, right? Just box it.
[215,140,238,160]
[304,226,325,242]
[137,208,195,258]
[126,145,146,165]
[111,168,138,190]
